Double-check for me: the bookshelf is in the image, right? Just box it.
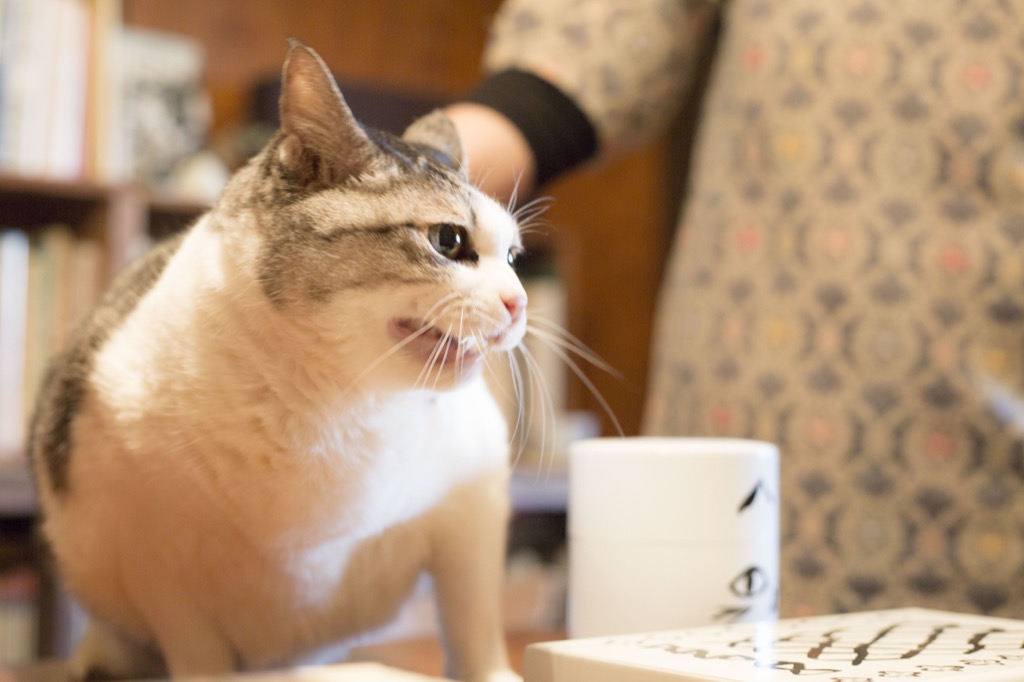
[0,174,207,279]
[0,172,210,482]
[0,174,207,660]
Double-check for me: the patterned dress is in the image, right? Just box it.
[482,0,1024,618]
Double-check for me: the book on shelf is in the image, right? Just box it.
[0,0,209,186]
[0,0,93,180]
[525,608,1024,681]
[0,224,102,462]
[48,0,92,180]
[0,566,38,665]
[118,26,207,189]
[84,0,124,182]
[0,228,29,460]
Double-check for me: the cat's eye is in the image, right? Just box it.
[428,223,468,259]
[507,249,520,267]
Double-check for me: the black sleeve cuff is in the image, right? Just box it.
[461,69,598,188]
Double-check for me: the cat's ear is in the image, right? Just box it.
[403,110,465,173]
[278,41,377,185]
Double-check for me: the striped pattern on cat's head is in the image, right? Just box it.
[214,42,528,391]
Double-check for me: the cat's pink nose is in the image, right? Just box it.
[503,294,527,322]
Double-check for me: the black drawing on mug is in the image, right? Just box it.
[729,565,769,598]
[714,565,776,623]
[715,477,777,622]
[738,479,776,513]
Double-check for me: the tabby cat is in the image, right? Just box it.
[28,42,525,682]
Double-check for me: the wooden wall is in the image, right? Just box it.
[124,0,674,438]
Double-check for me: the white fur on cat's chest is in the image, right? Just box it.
[58,341,509,665]
[84,298,509,548]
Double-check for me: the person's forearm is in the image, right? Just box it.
[444,102,537,205]
[447,69,599,204]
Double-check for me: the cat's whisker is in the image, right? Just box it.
[514,343,560,478]
[343,295,462,394]
[528,328,625,438]
[512,195,554,238]
[526,318,621,378]
[484,350,527,471]
[455,310,468,377]
[446,325,470,368]
[480,348,514,402]
[416,292,463,331]
[512,193,551,217]
[505,169,527,216]
[346,322,435,394]
[416,322,451,391]
[505,174,518,214]
[412,316,447,390]
[413,340,437,391]
[511,347,541,472]
[503,350,531,471]
[431,324,460,391]
[475,166,496,196]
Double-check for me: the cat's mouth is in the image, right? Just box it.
[389,318,495,367]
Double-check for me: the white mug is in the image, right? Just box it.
[567,437,779,638]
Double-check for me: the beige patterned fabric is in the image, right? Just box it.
[483,0,701,153]
[486,0,1024,618]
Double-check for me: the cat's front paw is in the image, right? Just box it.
[70,622,166,681]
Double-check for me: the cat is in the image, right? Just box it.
[28,41,526,682]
